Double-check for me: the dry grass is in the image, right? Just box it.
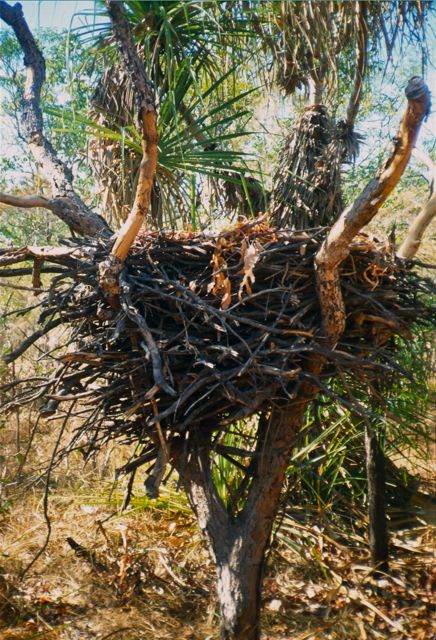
[1,414,435,640]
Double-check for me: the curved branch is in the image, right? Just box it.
[0,1,111,238]
[316,77,431,346]
[397,149,436,259]
[0,191,92,226]
[412,146,436,173]
[397,193,436,259]
[105,0,158,262]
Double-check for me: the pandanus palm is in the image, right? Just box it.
[59,0,265,229]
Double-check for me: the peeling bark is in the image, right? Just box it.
[0,1,110,238]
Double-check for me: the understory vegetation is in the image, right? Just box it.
[0,1,435,639]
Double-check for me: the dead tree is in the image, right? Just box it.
[0,1,110,239]
[0,1,432,639]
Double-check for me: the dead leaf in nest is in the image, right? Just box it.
[239,240,262,300]
[208,239,232,309]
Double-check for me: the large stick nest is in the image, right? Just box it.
[2,219,434,462]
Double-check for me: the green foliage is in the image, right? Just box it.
[0,28,93,164]
[286,328,434,521]
[212,418,257,510]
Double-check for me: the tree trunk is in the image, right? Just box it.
[215,530,264,640]
[365,422,389,573]
[0,1,111,238]
[177,406,308,640]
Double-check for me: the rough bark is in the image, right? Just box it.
[175,79,431,639]
[178,404,309,640]
[365,422,389,574]
[0,1,110,238]
[397,149,436,258]
[105,0,158,262]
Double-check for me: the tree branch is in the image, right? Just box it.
[397,149,436,259]
[0,191,91,225]
[315,77,430,346]
[105,0,158,262]
[0,192,52,209]
[0,1,111,238]
[412,146,436,173]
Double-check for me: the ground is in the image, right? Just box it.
[0,448,434,640]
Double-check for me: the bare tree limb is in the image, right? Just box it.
[0,1,111,238]
[315,77,430,346]
[397,149,436,258]
[105,0,158,262]
[0,192,54,209]
[0,191,91,226]
[412,146,436,173]
[0,245,80,268]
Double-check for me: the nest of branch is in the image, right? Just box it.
[1,219,434,471]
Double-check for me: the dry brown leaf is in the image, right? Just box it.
[239,240,262,300]
[208,239,233,309]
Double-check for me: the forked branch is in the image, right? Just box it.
[0,0,110,238]
[315,77,430,346]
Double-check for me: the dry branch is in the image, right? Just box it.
[1,215,434,639]
[315,77,430,346]
[1,221,433,458]
[397,149,436,259]
[0,1,110,238]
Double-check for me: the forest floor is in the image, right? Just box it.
[0,444,435,640]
